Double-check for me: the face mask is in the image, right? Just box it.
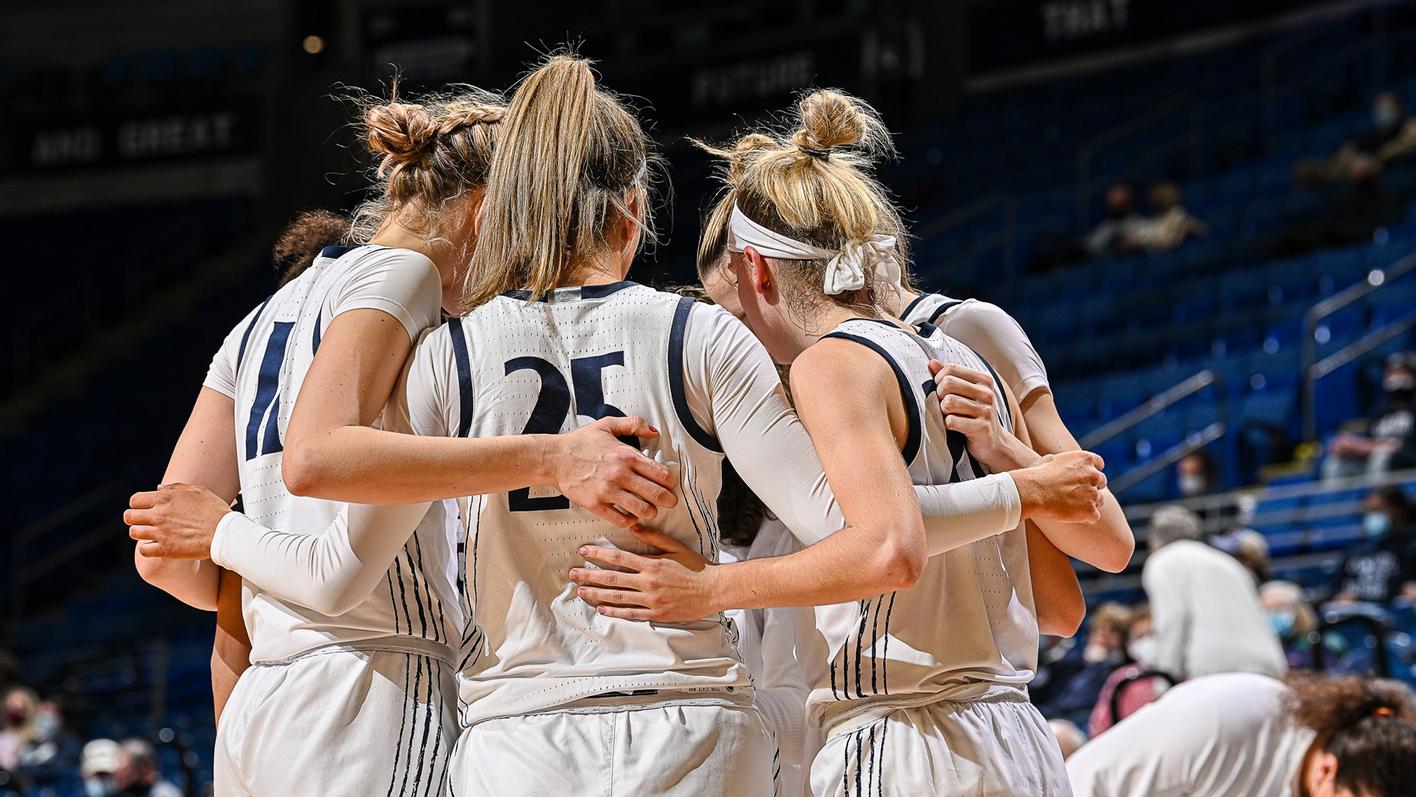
[33,713,58,741]
[84,777,116,797]
[1384,372,1415,394]
[1375,106,1399,129]
[1083,642,1116,664]
[1363,512,1392,540]
[1178,473,1207,497]
[1127,635,1157,666]
[1268,610,1296,638]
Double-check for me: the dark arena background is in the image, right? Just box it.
[3,1,1416,795]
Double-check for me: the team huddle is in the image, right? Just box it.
[122,51,1134,796]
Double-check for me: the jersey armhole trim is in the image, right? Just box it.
[926,299,965,325]
[669,297,723,453]
[899,293,931,321]
[235,294,275,372]
[446,319,474,438]
[820,331,922,464]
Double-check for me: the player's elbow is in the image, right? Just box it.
[311,581,368,617]
[1093,535,1135,574]
[871,536,926,592]
[281,445,332,498]
[1039,600,1086,638]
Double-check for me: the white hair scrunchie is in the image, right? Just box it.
[729,205,899,296]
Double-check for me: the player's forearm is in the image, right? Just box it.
[134,549,220,610]
[211,503,430,616]
[283,425,554,504]
[1025,490,1133,573]
[1028,524,1085,637]
[914,473,1022,556]
[211,568,249,725]
[708,520,924,610]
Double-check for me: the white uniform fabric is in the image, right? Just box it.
[445,701,777,797]
[899,293,1050,405]
[722,520,820,797]
[1142,540,1287,680]
[201,244,456,663]
[201,244,459,794]
[399,283,1028,729]
[1066,673,1313,797]
[214,647,458,797]
[811,694,1069,797]
[804,318,1066,795]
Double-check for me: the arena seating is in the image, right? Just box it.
[7,9,1416,794]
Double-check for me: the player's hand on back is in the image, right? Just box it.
[126,483,233,559]
[1013,450,1108,524]
[568,525,716,622]
[553,417,679,528]
[928,361,1037,472]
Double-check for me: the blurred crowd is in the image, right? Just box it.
[1034,488,1416,755]
[0,684,181,797]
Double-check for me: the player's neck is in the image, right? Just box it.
[369,224,460,286]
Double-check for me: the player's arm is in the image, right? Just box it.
[129,349,443,616]
[1018,390,1134,572]
[280,309,674,526]
[129,386,239,610]
[1010,395,1085,637]
[211,567,250,724]
[932,363,1131,573]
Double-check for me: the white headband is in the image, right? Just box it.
[728,205,899,296]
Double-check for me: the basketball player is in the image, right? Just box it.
[571,89,1086,795]
[128,88,679,796]
[887,269,1134,571]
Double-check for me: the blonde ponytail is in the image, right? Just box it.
[461,52,655,310]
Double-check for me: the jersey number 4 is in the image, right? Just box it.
[504,353,640,512]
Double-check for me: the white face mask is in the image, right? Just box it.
[1127,635,1158,666]
[1178,473,1207,496]
[1083,642,1113,664]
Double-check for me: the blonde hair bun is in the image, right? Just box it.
[790,89,893,159]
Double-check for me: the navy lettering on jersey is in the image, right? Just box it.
[504,351,640,512]
[244,322,294,460]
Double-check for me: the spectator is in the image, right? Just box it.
[0,687,36,774]
[1213,527,1272,585]
[1084,182,1143,258]
[1175,449,1219,499]
[1087,606,1171,736]
[1260,580,1348,672]
[1067,672,1416,797]
[114,739,181,797]
[1324,352,1416,481]
[1028,182,1142,272]
[1296,92,1416,186]
[80,739,120,797]
[1035,603,1133,728]
[1126,181,1207,252]
[15,699,81,792]
[1327,486,1416,606]
[1142,506,1287,679]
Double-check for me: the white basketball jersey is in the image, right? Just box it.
[207,244,459,663]
[899,292,1051,403]
[406,282,750,727]
[807,318,1039,729]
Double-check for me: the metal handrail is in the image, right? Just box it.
[918,191,1013,241]
[1301,253,1416,441]
[1080,370,1218,450]
[1110,421,1226,496]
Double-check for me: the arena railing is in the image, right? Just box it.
[1301,251,1416,442]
